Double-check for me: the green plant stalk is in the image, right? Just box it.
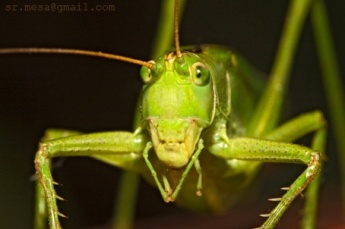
[151,0,186,59]
[248,0,315,136]
[311,0,345,219]
[111,171,140,229]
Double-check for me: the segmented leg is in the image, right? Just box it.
[264,111,326,228]
[34,129,81,229]
[209,111,325,228]
[34,130,145,228]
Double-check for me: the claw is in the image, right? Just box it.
[280,187,290,191]
[268,197,282,202]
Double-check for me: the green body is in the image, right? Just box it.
[91,45,263,213]
[32,35,323,228]
[30,0,330,228]
[137,45,263,212]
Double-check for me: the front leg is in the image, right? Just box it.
[264,111,326,228]
[34,130,146,229]
[34,129,82,229]
[210,111,325,228]
[209,138,321,229]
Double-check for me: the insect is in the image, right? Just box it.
[0,0,342,228]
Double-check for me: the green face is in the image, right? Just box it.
[140,51,215,168]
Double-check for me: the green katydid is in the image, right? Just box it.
[0,0,344,228]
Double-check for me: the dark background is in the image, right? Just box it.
[0,0,344,228]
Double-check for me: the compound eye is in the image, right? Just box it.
[140,66,152,83]
[192,63,210,86]
[140,61,158,84]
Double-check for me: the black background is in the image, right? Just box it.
[0,0,344,228]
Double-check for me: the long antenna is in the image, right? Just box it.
[174,0,182,58]
[0,48,153,68]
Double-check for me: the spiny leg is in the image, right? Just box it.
[260,111,326,228]
[34,129,82,229]
[264,111,326,228]
[34,130,145,229]
[210,110,326,229]
[211,137,321,229]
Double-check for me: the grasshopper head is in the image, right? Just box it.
[140,50,217,168]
